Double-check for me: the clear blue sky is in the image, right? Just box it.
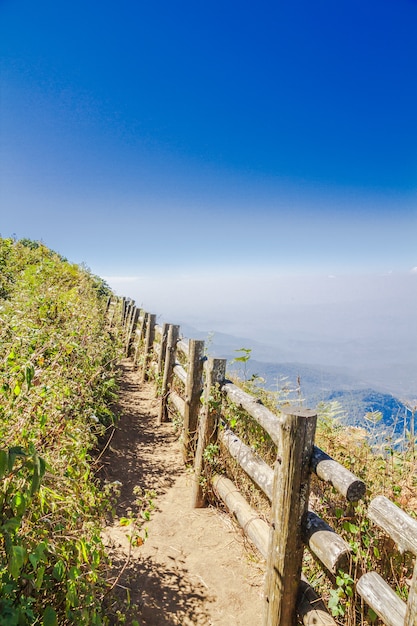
[1,0,416,277]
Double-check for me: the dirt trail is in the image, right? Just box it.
[100,359,265,625]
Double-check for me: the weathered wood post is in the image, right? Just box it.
[125,306,140,356]
[157,324,180,425]
[263,407,317,626]
[192,357,226,508]
[182,339,205,463]
[121,297,127,323]
[107,296,117,327]
[132,309,146,366]
[157,323,169,379]
[141,313,156,382]
[122,297,131,326]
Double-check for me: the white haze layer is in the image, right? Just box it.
[105,271,417,401]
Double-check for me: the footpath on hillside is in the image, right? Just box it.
[100,359,265,626]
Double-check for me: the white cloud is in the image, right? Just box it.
[410,267,417,274]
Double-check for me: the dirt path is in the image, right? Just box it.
[100,359,265,625]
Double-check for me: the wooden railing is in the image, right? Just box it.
[111,296,417,626]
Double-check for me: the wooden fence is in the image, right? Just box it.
[109,296,417,626]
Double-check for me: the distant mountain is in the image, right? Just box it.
[177,323,415,446]
[326,388,412,443]
[226,358,414,447]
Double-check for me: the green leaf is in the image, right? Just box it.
[69,566,81,581]
[25,364,35,389]
[36,565,45,590]
[66,579,78,607]
[29,540,48,569]
[2,516,22,533]
[9,545,26,579]
[7,351,16,364]
[342,520,359,534]
[43,606,58,626]
[30,453,46,495]
[52,559,66,581]
[12,492,26,516]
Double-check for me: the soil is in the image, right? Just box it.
[100,359,265,625]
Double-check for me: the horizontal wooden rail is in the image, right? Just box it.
[368,495,417,556]
[218,427,273,498]
[177,339,189,357]
[311,446,366,501]
[222,381,285,444]
[357,572,406,626]
[169,390,185,417]
[173,363,187,385]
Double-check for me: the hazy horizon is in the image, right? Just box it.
[105,270,417,402]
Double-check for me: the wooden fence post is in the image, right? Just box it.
[132,309,146,366]
[107,296,117,327]
[157,323,169,379]
[157,324,180,425]
[122,297,129,324]
[141,313,156,382]
[191,357,226,508]
[182,339,205,463]
[264,407,317,626]
[125,307,140,357]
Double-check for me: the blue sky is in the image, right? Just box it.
[1,0,416,275]
[1,1,416,396]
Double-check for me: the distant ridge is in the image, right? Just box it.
[227,358,413,446]
[177,323,414,445]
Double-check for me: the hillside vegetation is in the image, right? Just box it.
[0,238,121,625]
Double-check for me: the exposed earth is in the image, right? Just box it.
[100,359,265,625]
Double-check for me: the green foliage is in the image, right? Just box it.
[328,570,354,617]
[0,237,122,624]
[230,347,266,387]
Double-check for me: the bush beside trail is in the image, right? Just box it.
[0,238,121,625]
